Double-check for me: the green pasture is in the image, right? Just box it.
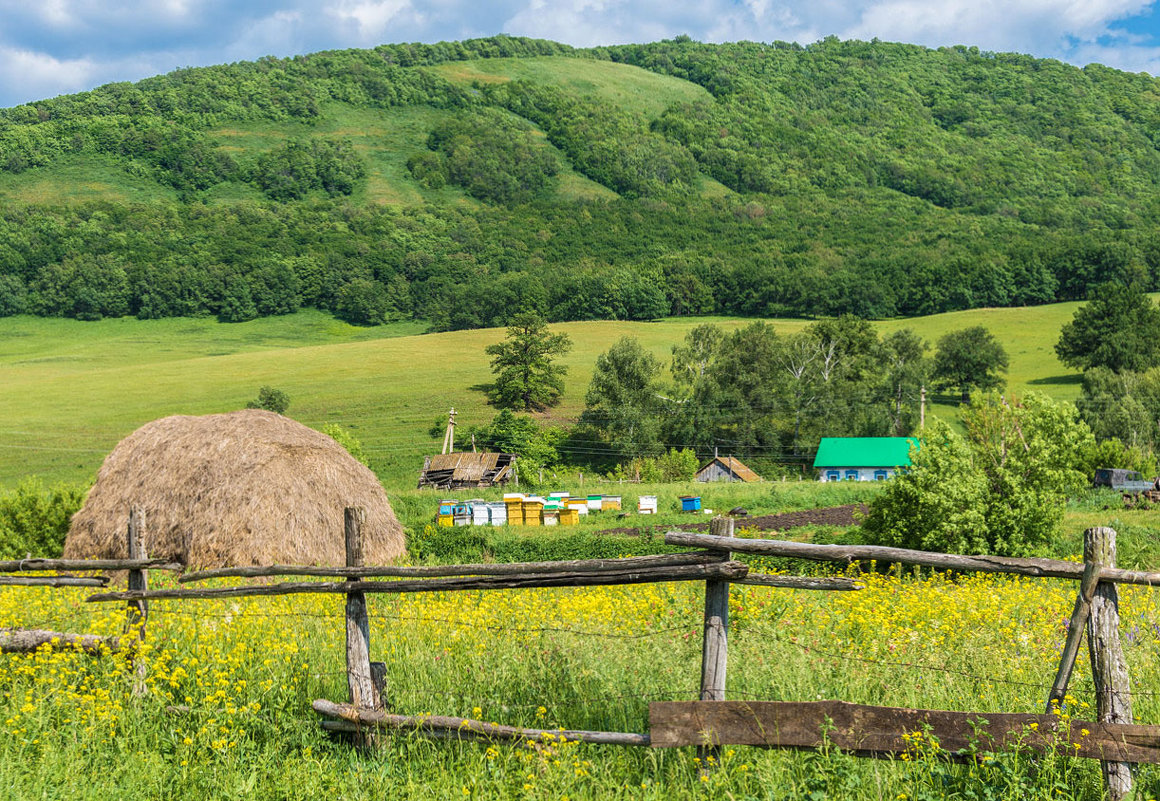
[0,299,1096,492]
[429,56,712,120]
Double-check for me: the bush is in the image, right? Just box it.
[322,423,369,466]
[862,393,1092,556]
[0,478,87,559]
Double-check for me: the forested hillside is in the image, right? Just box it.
[2,35,1160,328]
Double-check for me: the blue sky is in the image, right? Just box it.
[1,0,1160,108]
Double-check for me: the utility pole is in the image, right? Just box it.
[441,408,457,455]
[919,386,926,429]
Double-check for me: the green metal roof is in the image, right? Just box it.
[812,437,918,469]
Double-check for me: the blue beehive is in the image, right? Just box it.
[680,495,702,512]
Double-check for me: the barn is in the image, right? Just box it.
[64,409,405,567]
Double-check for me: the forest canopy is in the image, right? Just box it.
[3,36,1160,327]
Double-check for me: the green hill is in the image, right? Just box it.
[0,300,1092,491]
[2,36,1160,329]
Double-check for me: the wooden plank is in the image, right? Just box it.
[0,628,121,654]
[86,561,750,603]
[648,701,1160,764]
[312,699,650,746]
[344,507,382,714]
[737,574,862,591]
[0,575,108,587]
[178,551,725,583]
[666,531,1160,587]
[0,559,182,572]
[1086,527,1134,800]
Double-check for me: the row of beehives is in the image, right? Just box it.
[435,492,703,526]
[436,493,622,527]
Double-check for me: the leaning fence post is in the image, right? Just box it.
[345,507,382,717]
[126,506,148,697]
[698,516,734,770]
[1086,526,1133,801]
[1046,551,1102,711]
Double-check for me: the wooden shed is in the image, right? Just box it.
[695,456,762,483]
[418,452,517,490]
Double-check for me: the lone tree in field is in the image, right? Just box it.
[486,312,572,411]
[1056,282,1160,373]
[246,386,290,414]
[932,326,1008,403]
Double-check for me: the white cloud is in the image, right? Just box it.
[0,46,95,102]
[325,0,422,43]
[2,0,1160,107]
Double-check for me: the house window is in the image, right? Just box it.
[874,470,889,481]
[845,470,858,481]
[827,471,840,482]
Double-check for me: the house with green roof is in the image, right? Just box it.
[812,437,918,482]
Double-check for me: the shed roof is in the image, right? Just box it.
[812,437,918,469]
[418,451,516,489]
[695,456,762,482]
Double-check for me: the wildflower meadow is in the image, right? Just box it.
[4,563,1160,799]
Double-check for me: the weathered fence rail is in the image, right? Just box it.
[665,530,1160,587]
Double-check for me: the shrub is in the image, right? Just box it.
[0,478,87,559]
[322,423,369,467]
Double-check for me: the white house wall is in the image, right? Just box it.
[817,467,896,482]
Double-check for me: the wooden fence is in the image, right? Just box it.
[6,509,1160,799]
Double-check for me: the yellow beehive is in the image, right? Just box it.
[601,496,622,511]
[437,514,454,527]
[522,498,544,526]
[507,507,525,525]
[559,508,580,526]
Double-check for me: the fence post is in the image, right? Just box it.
[1086,526,1133,801]
[699,516,734,771]
[126,506,148,697]
[345,507,382,716]
[1046,552,1101,711]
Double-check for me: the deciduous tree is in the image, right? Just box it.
[932,326,1008,403]
[1055,282,1160,373]
[485,312,572,411]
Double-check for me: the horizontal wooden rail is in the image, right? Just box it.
[0,628,121,654]
[86,561,750,603]
[0,575,108,588]
[736,574,861,591]
[649,700,1160,763]
[313,699,650,747]
[666,532,1160,587]
[179,551,725,583]
[0,558,183,572]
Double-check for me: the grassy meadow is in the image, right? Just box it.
[0,298,1093,493]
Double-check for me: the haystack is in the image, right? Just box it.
[65,410,405,567]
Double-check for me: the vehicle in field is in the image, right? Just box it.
[1092,468,1154,492]
[1093,468,1160,508]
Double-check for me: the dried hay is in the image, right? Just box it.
[65,410,404,568]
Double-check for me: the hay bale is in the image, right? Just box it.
[65,410,404,567]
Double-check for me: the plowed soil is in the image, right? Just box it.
[594,504,866,537]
